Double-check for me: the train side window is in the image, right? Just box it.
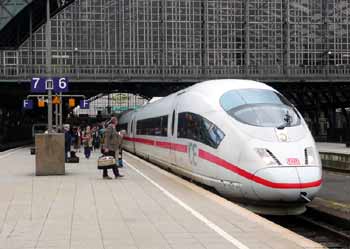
[171,110,175,136]
[136,115,168,137]
[177,112,225,149]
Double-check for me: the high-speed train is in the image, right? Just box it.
[119,79,322,215]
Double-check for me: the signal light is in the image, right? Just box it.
[69,98,75,107]
[52,96,60,105]
[38,99,45,107]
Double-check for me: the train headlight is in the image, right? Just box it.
[305,147,316,165]
[255,148,281,166]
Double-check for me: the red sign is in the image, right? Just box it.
[287,158,300,165]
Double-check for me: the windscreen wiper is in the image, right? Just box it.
[277,111,292,129]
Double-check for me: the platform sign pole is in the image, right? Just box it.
[55,103,58,132]
[46,0,53,133]
[59,92,63,132]
[48,88,53,133]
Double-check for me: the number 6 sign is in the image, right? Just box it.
[53,77,69,92]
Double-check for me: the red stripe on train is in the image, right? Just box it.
[123,136,322,189]
[133,137,154,145]
[171,143,187,153]
[155,141,172,149]
[124,136,187,153]
[198,149,322,189]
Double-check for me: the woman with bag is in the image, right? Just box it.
[102,117,123,179]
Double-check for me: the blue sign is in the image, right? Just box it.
[31,77,69,93]
[80,100,90,109]
[23,100,33,110]
[53,77,69,92]
[31,77,46,93]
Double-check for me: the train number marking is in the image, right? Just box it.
[188,142,198,166]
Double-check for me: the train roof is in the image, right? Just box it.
[187,79,274,93]
[130,79,276,115]
[172,79,275,102]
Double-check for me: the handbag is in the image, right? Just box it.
[97,155,116,170]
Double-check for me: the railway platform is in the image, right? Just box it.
[0,147,323,249]
[317,142,350,155]
[317,142,350,172]
[305,143,350,224]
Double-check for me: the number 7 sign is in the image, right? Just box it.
[31,77,46,92]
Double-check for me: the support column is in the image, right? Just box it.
[322,0,328,77]
[282,0,290,77]
[160,0,166,79]
[244,0,250,77]
[29,8,33,75]
[201,0,207,78]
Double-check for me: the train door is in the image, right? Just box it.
[169,107,177,166]
[173,99,195,175]
[131,118,136,153]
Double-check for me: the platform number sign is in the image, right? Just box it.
[53,77,69,92]
[23,100,33,110]
[31,78,46,93]
[31,77,69,93]
[80,100,90,109]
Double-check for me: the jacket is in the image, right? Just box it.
[104,125,122,153]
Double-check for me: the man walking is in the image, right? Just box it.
[103,117,124,179]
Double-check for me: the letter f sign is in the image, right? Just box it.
[23,100,33,110]
[80,100,90,109]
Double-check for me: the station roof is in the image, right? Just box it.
[0,0,74,49]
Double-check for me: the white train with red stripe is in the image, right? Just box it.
[119,79,322,215]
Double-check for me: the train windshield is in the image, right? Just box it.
[220,89,301,127]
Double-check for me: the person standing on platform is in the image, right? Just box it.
[103,117,124,179]
[76,127,82,152]
[82,126,93,159]
[64,124,72,162]
[92,126,100,151]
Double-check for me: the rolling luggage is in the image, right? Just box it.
[66,151,79,163]
[97,155,116,170]
[67,156,79,163]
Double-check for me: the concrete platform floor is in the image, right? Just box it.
[0,148,323,249]
[317,142,350,155]
[314,142,350,217]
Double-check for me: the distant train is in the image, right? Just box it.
[119,79,322,215]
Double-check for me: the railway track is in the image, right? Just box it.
[266,207,350,249]
[0,140,32,152]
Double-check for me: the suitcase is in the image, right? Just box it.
[30,147,35,155]
[67,156,79,163]
[97,156,116,170]
[117,158,123,168]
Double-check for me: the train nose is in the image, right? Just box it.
[251,167,321,202]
